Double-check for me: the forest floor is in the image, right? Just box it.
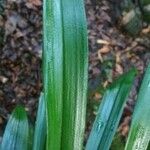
[0,0,150,144]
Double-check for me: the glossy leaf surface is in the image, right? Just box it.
[43,0,63,149]
[33,93,46,150]
[1,106,29,150]
[61,1,88,150]
[125,64,150,150]
[86,69,136,150]
[43,0,88,149]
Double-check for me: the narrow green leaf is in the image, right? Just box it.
[86,69,136,150]
[125,64,150,150]
[61,1,88,150]
[1,106,29,150]
[28,124,34,150]
[33,93,46,150]
[43,0,88,149]
[43,0,63,149]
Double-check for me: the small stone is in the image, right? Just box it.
[0,76,8,83]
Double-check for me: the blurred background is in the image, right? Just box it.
[0,0,149,146]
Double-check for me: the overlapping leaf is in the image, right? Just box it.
[61,1,88,150]
[33,93,46,150]
[86,69,136,150]
[1,106,29,150]
[43,0,63,149]
[43,0,88,149]
[125,64,150,150]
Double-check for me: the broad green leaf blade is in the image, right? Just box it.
[1,106,29,150]
[43,0,88,149]
[33,93,46,150]
[125,64,150,150]
[43,0,63,149]
[86,69,136,150]
[61,1,88,150]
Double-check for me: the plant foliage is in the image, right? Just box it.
[125,64,150,150]
[1,0,150,150]
[43,0,88,149]
[1,106,29,150]
[33,93,46,150]
[86,69,136,150]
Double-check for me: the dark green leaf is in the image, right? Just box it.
[140,0,150,6]
[110,134,125,150]
[28,124,34,150]
[143,5,150,23]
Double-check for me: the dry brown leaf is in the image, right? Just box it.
[99,46,110,54]
[141,26,150,34]
[28,0,42,6]
[116,52,121,63]
[97,39,110,45]
[118,116,131,132]
[98,52,103,62]
[103,81,108,88]
[121,125,129,137]
[115,64,123,74]
[94,92,102,100]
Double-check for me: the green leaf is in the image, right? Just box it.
[1,106,29,150]
[140,0,150,6]
[33,93,46,150]
[143,5,150,23]
[86,69,136,150]
[28,124,34,150]
[61,1,88,150]
[110,133,125,150]
[43,0,63,149]
[0,0,5,14]
[125,64,150,150]
[43,0,88,150]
